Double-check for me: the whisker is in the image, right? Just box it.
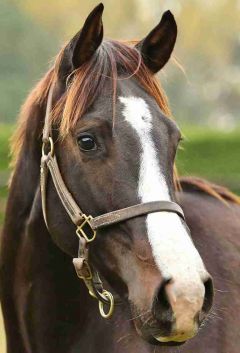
[141,314,154,328]
[214,287,229,293]
[128,309,151,322]
[116,333,133,343]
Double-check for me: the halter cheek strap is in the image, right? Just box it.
[40,83,185,319]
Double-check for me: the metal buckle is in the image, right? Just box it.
[76,214,97,243]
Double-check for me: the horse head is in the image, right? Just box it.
[44,3,213,346]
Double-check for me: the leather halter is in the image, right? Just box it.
[40,83,185,318]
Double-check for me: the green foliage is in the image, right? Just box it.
[0,124,14,225]
[177,126,240,194]
[0,0,58,123]
[0,124,13,169]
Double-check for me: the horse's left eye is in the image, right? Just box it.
[77,134,97,151]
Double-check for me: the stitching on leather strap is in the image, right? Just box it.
[46,155,83,225]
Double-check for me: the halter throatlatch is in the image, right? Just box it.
[40,83,185,319]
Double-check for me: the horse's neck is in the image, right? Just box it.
[2,98,46,286]
[7,102,44,226]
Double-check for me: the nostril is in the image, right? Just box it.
[153,278,174,334]
[202,277,214,314]
[156,278,172,311]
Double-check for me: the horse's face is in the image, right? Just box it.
[47,4,213,346]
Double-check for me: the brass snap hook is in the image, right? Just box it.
[98,290,114,319]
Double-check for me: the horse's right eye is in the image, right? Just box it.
[77,134,97,151]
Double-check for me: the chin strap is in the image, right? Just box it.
[40,83,185,319]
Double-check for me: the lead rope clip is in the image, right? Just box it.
[73,234,115,319]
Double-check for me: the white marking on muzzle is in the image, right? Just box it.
[119,96,206,282]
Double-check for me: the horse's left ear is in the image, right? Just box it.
[58,3,104,80]
[136,10,177,73]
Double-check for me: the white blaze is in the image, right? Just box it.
[119,96,205,281]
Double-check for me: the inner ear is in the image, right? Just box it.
[57,3,104,81]
[136,10,177,74]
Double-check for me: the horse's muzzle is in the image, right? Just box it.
[133,275,214,346]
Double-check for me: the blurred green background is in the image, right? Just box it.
[0,0,240,351]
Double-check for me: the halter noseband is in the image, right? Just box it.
[40,84,185,319]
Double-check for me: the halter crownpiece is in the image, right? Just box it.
[40,83,185,319]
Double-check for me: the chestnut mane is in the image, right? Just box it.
[11,39,240,204]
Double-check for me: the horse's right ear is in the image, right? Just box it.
[57,3,104,81]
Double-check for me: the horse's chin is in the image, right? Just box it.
[132,313,191,347]
[137,329,187,347]
[153,331,195,343]
[152,333,195,346]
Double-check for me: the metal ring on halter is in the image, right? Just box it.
[42,137,54,157]
[98,290,114,319]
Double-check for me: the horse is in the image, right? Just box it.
[1,4,240,353]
